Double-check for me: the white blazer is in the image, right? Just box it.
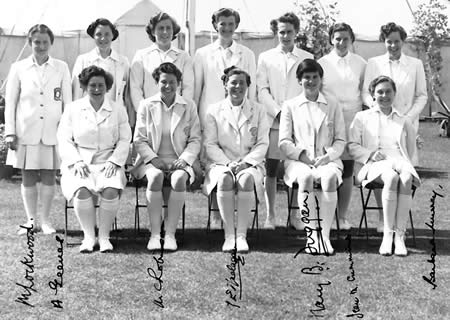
[132,93,201,178]
[5,56,72,145]
[194,40,256,126]
[57,96,131,168]
[362,53,427,131]
[256,46,313,128]
[130,44,194,112]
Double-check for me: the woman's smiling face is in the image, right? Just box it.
[373,81,396,108]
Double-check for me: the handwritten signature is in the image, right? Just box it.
[345,234,363,318]
[147,237,165,308]
[15,222,36,307]
[49,235,64,309]
[225,246,245,308]
[423,186,443,290]
[300,261,331,318]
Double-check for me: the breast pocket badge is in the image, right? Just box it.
[54,87,62,101]
[249,126,257,137]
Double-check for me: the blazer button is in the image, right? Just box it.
[40,104,44,107]
[40,116,43,119]
[40,92,43,95]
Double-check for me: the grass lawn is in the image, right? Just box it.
[1,121,449,320]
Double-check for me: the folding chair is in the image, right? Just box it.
[357,181,416,246]
[133,177,186,240]
[64,199,118,247]
[285,182,340,237]
[206,185,259,236]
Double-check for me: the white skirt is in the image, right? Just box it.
[202,164,265,200]
[61,163,127,200]
[142,162,196,185]
[6,143,60,170]
[284,160,343,188]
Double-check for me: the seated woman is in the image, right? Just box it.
[132,62,201,251]
[279,59,346,255]
[58,66,131,253]
[203,66,269,253]
[348,75,420,256]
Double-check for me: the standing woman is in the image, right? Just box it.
[5,24,72,234]
[58,66,131,252]
[349,76,420,256]
[203,67,269,253]
[279,59,346,255]
[132,62,201,251]
[318,23,366,230]
[257,12,313,229]
[71,18,132,124]
[130,12,194,114]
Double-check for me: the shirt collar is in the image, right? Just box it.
[25,55,56,69]
[92,48,120,61]
[81,95,113,112]
[296,91,328,107]
[213,39,237,53]
[148,93,187,107]
[329,49,352,63]
[226,96,246,109]
[373,103,401,118]
[149,43,180,54]
[383,52,407,66]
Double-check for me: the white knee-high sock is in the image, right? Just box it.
[21,185,38,223]
[73,197,96,241]
[166,190,185,236]
[146,190,163,237]
[297,191,316,226]
[396,194,412,232]
[98,197,119,240]
[319,191,337,240]
[382,188,397,232]
[236,191,252,237]
[217,190,235,237]
[40,184,55,224]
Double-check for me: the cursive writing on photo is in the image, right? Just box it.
[225,246,246,308]
[147,237,165,308]
[345,234,363,318]
[423,186,443,290]
[15,221,36,308]
[49,235,64,309]
[300,261,331,318]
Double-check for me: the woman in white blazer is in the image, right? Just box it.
[318,23,367,230]
[5,24,72,235]
[203,67,269,253]
[133,63,201,251]
[72,18,132,125]
[130,12,194,117]
[58,66,131,253]
[194,8,257,127]
[349,76,420,256]
[279,59,346,255]
[256,12,313,230]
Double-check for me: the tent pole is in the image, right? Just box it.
[186,0,196,56]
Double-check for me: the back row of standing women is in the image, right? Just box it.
[5,8,425,256]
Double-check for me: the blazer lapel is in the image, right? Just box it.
[222,103,239,132]
[165,50,177,64]
[96,108,112,125]
[229,47,242,67]
[170,104,186,137]
[238,101,253,129]
[149,103,162,152]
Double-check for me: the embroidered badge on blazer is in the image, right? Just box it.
[249,126,257,137]
[54,87,62,101]
[184,126,190,136]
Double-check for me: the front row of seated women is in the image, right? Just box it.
[56,60,418,256]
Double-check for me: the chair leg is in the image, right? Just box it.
[64,200,69,247]
[409,209,416,247]
[334,208,340,240]
[134,182,140,233]
[206,192,212,233]
[286,187,295,233]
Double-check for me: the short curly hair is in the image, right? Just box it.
[328,22,355,45]
[86,18,119,41]
[211,8,240,32]
[379,22,407,42]
[368,75,397,96]
[296,59,324,80]
[145,12,181,42]
[152,62,183,83]
[27,24,54,45]
[221,66,251,86]
[270,12,300,35]
[78,65,114,91]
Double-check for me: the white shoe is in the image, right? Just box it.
[147,235,162,251]
[376,221,384,233]
[394,231,408,256]
[321,238,335,255]
[264,217,276,230]
[164,234,178,251]
[41,223,56,235]
[236,235,249,253]
[80,238,95,253]
[222,235,235,252]
[99,238,113,252]
[210,212,222,230]
[337,219,352,231]
[289,215,304,230]
[379,231,394,256]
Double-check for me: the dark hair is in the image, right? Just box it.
[152,62,183,83]
[379,22,407,42]
[86,18,119,41]
[211,8,241,31]
[78,65,114,91]
[328,22,355,45]
[145,12,181,42]
[270,12,300,35]
[221,66,251,86]
[27,24,54,45]
[368,75,397,96]
[296,59,324,80]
